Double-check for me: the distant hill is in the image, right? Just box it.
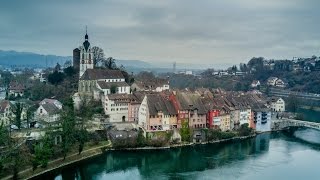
[0,50,229,72]
[0,50,153,69]
[0,50,71,68]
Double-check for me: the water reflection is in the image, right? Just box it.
[45,134,272,180]
[34,130,320,179]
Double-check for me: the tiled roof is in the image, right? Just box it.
[80,69,124,80]
[176,92,206,114]
[9,81,25,92]
[146,94,177,116]
[42,103,60,115]
[0,100,10,113]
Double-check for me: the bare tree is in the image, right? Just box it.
[91,46,106,66]
[105,57,117,70]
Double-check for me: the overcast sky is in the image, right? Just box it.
[1,0,320,64]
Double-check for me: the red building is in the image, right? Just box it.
[169,92,190,128]
[207,109,220,128]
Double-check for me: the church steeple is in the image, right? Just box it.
[85,26,88,40]
[79,26,94,78]
[83,26,90,51]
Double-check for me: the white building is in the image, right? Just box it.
[270,97,285,112]
[103,94,131,123]
[267,77,278,86]
[251,80,261,88]
[79,32,94,78]
[239,108,251,125]
[35,99,62,124]
[131,79,169,92]
[253,110,272,132]
[0,100,13,126]
[96,81,130,98]
[267,77,286,87]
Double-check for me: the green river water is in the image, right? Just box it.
[35,128,320,180]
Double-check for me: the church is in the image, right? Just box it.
[73,31,130,106]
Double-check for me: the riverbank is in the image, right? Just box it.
[2,141,112,180]
[12,134,255,179]
[300,105,320,112]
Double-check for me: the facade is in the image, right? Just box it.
[78,69,126,97]
[267,77,278,86]
[0,100,12,126]
[79,33,94,78]
[251,80,261,88]
[35,99,62,124]
[189,109,206,129]
[138,94,177,132]
[270,97,285,112]
[96,81,130,99]
[253,109,272,132]
[230,109,240,130]
[207,109,220,128]
[131,79,169,92]
[219,107,231,131]
[8,81,25,97]
[104,94,131,123]
[275,79,286,88]
[169,92,189,128]
[239,107,252,126]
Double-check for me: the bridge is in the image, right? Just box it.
[272,119,320,131]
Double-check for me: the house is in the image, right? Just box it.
[40,99,63,109]
[251,80,261,88]
[78,69,126,97]
[169,91,189,128]
[103,94,131,123]
[274,78,286,88]
[267,77,286,87]
[219,107,231,131]
[251,103,272,132]
[35,99,62,125]
[8,81,25,97]
[184,93,207,129]
[138,94,177,132]
[131,78,169,92]
[95,81,130,100]
[267,77,278,86]
[0,100,13,126]
[270,97,285,112]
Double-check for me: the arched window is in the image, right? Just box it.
[89,54,91,60]
[82,53,84,60]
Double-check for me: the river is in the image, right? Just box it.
[36,128,320,180]
[297,107,320,123]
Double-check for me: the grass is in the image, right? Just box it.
[1,140,111,180]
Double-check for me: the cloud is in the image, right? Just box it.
[0,0,320,64]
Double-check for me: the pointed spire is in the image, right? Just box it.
[85,25,88,40]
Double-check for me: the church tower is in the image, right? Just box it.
[79,29,94,78]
